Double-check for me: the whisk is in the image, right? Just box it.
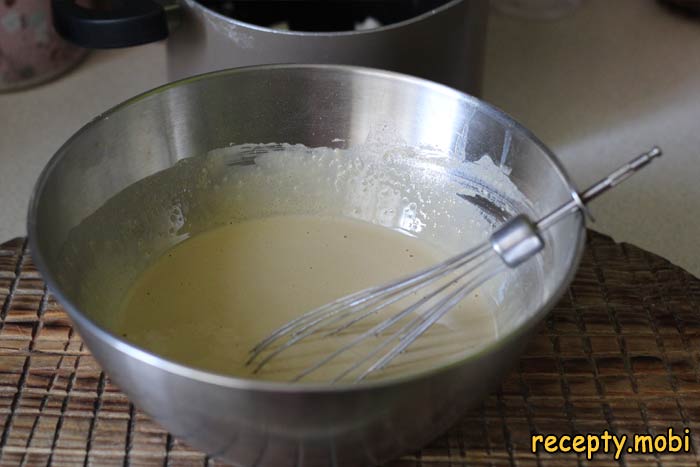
[247,147,662,383]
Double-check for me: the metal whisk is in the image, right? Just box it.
[247,147,662,383]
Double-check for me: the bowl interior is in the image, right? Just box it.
[29,65,584,385]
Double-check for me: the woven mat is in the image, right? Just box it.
[1,231,700,467]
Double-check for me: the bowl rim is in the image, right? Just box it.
[27,63,586,394]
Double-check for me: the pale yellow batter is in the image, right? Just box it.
[116,215,496,382]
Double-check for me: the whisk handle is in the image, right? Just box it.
[491,147,662,268]
[579,146,662,204]
[536,146,662,230]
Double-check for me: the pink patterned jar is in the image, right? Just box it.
[0,0,87,91]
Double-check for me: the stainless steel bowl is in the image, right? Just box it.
[28,65,585,466]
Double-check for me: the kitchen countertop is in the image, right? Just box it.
[1,0,699,274]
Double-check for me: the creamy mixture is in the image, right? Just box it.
[116,215,496,382]
[60,141,540,383]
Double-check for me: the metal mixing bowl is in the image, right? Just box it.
[28,65,585,466]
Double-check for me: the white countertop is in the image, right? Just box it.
[1,0,699,274]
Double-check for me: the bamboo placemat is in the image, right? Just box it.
[1,231,700,466]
